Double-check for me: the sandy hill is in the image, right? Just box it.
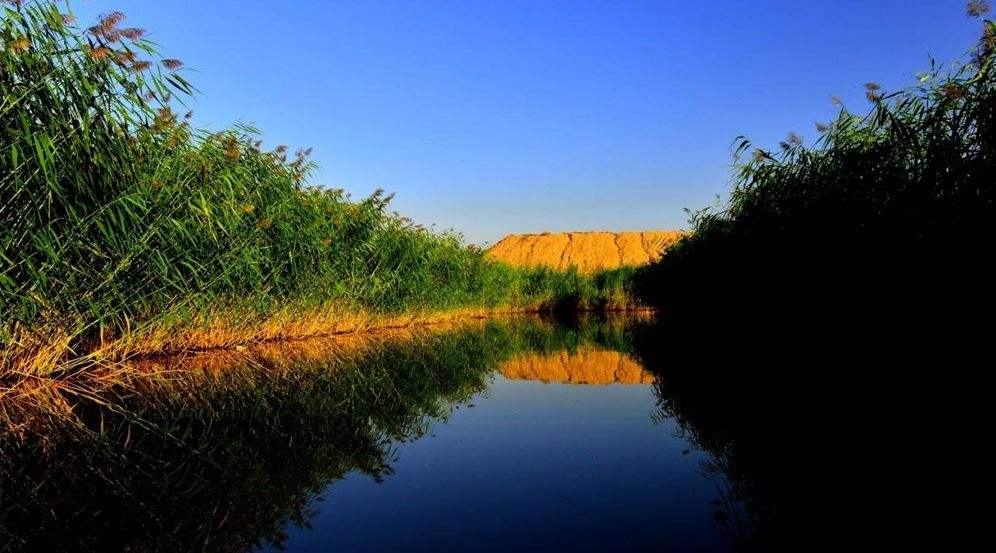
[486,230,684,272]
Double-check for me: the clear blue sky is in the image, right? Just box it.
[72,1,979,245]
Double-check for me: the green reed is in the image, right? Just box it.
[0,1,636,371]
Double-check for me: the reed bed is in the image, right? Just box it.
[636,7,996,327]
[0,1,638,381]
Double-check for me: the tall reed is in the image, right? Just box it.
[1,1,639,374]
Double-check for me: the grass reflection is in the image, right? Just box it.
[0,315,641,552]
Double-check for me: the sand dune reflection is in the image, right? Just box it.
[500,348,653,385]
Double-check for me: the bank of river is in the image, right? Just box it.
[1,315,746,552]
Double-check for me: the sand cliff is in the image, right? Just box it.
[486,231,683,272]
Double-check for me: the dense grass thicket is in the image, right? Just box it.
[0,1,637,371]
[637,11,995,328]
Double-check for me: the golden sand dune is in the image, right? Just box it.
[486,231,684,272]
[500,347,653,385]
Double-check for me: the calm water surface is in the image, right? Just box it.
[1,317,740,552]
[268,367,728,552]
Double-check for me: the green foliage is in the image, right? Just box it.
[1,1,191,335]
[0,1,637,361]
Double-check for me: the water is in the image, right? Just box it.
[0,316,740,552]
[270,371,726,553]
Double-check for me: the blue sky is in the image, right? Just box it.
[72,1,980,244]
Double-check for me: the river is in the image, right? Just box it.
[1,316,748,552]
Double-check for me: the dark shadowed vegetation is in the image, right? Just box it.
[637,9,995,333]
[627,6,995,549]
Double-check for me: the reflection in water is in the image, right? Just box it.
[632,314,980,551]
[4,316,720,552]
[1,321,507,552]
[3,315,802,552]
[500,348,653,384]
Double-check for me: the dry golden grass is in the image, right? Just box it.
[1,313,654,437]
[1,316,505,436]
[0,304,549,379]
[0,308,544,440]
[101,305,507,357]
[486,230,685,272]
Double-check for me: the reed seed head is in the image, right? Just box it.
[119,28,146,41]
[100,11,126,30]
[967,0,991,17]
[85,46,112,61]
[8,37,30,53]
[943,82,966,99]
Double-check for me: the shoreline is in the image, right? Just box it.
[1,304,654,376]
[97,305,656,362]
[0,308,654,434]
